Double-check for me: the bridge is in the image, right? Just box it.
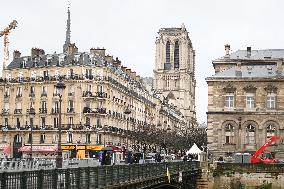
[0,161,200,189]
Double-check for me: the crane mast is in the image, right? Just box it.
[0,20,18,76]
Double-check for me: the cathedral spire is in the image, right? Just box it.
[63,1,71,53]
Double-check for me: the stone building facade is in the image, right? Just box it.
[207,45,284,159]
[0,8,186,159]
[153,24,196,127]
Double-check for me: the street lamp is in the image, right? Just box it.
[29,108,35,161]
[54,79,66,168]
[124,106,131,163]
[124,107,131,150]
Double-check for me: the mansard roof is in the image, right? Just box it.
[7,52,105,69]
[217,49,284,61]
[211,64,284,78]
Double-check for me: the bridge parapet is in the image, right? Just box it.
[0,161,200,189]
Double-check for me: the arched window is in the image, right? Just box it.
[174,41,179,69]
[166,41,170,64]
[246,124,255,144]
[224,124,234,144]
[266,124,276,139]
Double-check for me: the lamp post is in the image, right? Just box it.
[54,80,66,168]
[29,108,35,161]
[124,107,131,149]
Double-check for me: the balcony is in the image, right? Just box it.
[68,92,75,97]
[14,109,22,114]
[2,109,9,115]
[83,107,95,114]
[85,74,94,80]
[51,108,59,114]
[94,108,107,115]
[67,107,75,113]
[95,92,107,99]
[39,108,47,114]
[41,93,47,97]
[26,108,35,114]
[29,93,35,98]
[82,91,95,99]
[4,93,10,98]
[16,94,22,98]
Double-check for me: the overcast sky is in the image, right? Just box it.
[1,0,284,123]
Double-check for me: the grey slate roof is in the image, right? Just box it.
[211,65,284,78]
[218,49,284,60]
[7,52,105,69]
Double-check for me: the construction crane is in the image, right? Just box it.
[0,20,18,74]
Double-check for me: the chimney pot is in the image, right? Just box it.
[247,47,251,57]
[224,44,230,58]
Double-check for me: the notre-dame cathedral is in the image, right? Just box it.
[153,24,196,127]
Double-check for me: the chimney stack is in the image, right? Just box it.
[225,44,230,57]
[13,50,21,60]
[247,47,251,58]
[31,48,45,59]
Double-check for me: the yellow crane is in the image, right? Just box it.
[0,20,18,74]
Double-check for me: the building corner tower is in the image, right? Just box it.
[153,24,196,127]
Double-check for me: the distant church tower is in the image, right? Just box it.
[153,24,196,127]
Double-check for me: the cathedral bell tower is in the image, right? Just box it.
[153,24,196,127]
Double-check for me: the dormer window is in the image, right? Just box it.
[74,54,80,62]
[59,54,65,65]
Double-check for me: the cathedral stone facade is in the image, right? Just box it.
[153,25,196,127]
[207,45,284,160]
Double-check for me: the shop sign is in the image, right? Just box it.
[86,145,103,150]
[61,145,75,150]
[76,145,85,150]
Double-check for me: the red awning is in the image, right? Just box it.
[112,146,123,152]
[0,144,11,155]
[19,145,58,153]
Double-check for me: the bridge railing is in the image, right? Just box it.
[0,161,199,189]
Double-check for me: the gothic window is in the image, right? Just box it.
[246,93,255,109]
[166,41,170,64]
[174,41,179,69]
[246,124,255,144]
[224,124,234,144]
[267,93,276,109]
[225,93,234,108]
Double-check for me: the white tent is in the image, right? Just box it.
[186,143,203,161]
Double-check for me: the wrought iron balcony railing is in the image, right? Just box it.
[39,108,47,114]
[67,107,75,113]
[14,109,22,114]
